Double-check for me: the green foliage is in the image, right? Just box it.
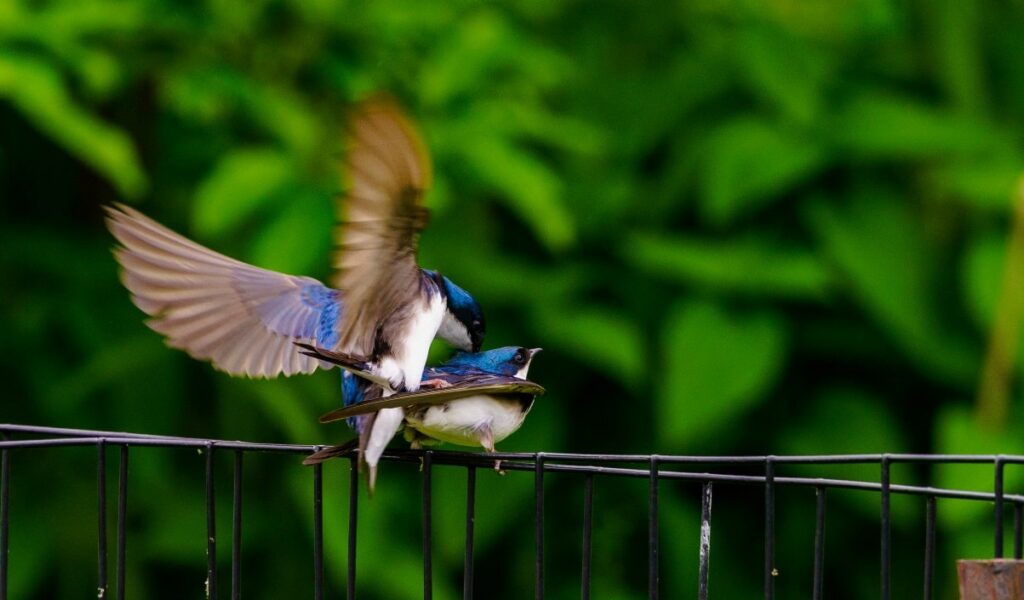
[3,0,1024,598]
[658,301,786,449]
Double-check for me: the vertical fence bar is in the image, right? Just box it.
[463,466,476,600]
[116,445,128,600]
[923,496,935,600]
[0,448,8,600]
[313,463,324,600]
[812,487,825,600]
[698,482,713,600]
[206,444,217,600]
[581,474,594,600]
[347,456,358,600]
[423,451,433,600]
[764,458,775,600]
[880,456,891,600]
[97,441,108,599]
[649,456,659,600]
[231,451,242,600]
[994,457,1005,558]
[535,453,545,600]
[1015,502,1022,560]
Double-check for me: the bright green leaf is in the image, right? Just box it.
[249,191,333,275]
[700,117,827,225]
[934,405,1024,527]
[927,155,1024,211]
[459,136,575,250]
[624,232,831,299]
[658,300,786,448]
[192,147,296,238]
[533,304,645,385]
[831,90,999,159]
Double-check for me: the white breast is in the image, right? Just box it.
[407,395,530,448]
[376,293,446,392]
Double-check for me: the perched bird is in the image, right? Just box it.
[106,98,489,487]
[300,345,544,467]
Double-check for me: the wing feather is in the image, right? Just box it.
[106,204,341,377]
[333,98,433,356]
[318,375,546,423]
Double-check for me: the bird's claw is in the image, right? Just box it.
[420,378,452,390]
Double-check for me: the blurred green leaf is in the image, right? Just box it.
[934,404,1024,527]
[249,189,333,275]
[960,230,1024,376]
[699,117,827,225]
[0,52,146,196]
[162,67,318,156]
[658,300,786,448]
[624,232,831,299]
[831,90,999,159]
[533,304,645,385]
[458,136,574,250]
[962,230,1006,333]
[734,27,829,125]
[927,154,1024,210]
[781,389,914,520]
[807,193,978,383]
[192,147,295,238]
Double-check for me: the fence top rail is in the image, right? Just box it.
[3,423,1024,465]
[1,423,1023,505]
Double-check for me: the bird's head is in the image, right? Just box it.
[437,275,485,352]
[448,346,542,379]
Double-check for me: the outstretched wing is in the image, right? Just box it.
[318,374,546,424]
[333,98,432,356]
[107,204,341,378]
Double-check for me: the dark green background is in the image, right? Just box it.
[3,0,1024,598]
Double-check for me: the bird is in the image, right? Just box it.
[105,203,344,376]
[105,100,483,381]
[299,345,544,468]
[328,98,488,483]
[105,97,489,486]
[104,204,482,378]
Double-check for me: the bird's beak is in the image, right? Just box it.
[528,348,543,358]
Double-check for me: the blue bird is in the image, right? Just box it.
[104,204,482,378]
[301,345,544,467]
[106,98,489,487]
[327,98,492,481]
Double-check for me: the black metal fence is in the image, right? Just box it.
[0,424,1021,599]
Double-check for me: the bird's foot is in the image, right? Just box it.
[420,378,452,390]
[480,430,504,474]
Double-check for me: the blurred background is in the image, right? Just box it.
[3,0,1024,598]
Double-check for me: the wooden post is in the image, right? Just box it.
[958,560,1024,599]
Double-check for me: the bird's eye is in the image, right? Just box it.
[514,351,525,364]
[472,320,482,332]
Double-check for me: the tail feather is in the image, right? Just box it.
[294,342,392,388]
[294,343,370,370]
[302,439,358,466]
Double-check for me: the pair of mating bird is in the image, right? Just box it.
[106,99,545,490]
